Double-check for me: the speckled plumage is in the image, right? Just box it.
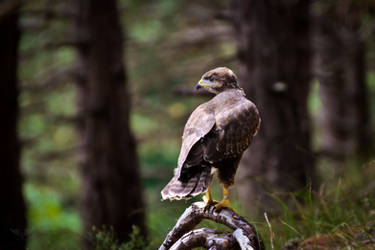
[161,67,260,201]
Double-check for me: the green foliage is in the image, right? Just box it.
[25,183,81,250]
[26,184,80,232]
[89,225,149,250]
[18,0,375,249]
[122,226,149,250]
[139,142,179,170]
[146,163,375,249]
[257,161,375,249]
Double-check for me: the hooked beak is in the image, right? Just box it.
[195,79,212,90]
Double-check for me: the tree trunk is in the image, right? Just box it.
[313,6,372,169]
[0,4,27,249]
[231,0,314,214]
[73,0,145,247]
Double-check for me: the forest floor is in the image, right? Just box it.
[146,159,375,250]
[25,145,375,249]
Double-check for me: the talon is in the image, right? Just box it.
[214,184,236,212]
[215,198,235,211]
[203,197,217,211]
[203,194,216,206]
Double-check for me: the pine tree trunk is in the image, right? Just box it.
[0,4,27,249]
[313,7,372,168]
[73,0,145,247]
[231,0,315,214]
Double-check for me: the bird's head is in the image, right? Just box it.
[195,67,239,94]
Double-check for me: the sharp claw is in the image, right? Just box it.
[203,196,217,211]
[214,198,236,212]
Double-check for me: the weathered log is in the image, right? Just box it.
[170,228,239,250]
[159,201,265,250]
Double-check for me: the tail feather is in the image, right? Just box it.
[189,166,212,197]
[161,167,212,200]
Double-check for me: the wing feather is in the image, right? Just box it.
[176,102,215,176]
[208,97,260,161]
[162,89,260,200]
[175,93,260,178]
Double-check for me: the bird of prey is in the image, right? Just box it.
[161,67,260,210]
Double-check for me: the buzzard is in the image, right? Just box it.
[161,67,260,210]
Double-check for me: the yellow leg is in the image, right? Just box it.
[203,185,216,207]
[215,184,234,211]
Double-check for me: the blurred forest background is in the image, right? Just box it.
[2,0,375,249]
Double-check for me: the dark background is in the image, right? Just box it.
[1,0,375,249]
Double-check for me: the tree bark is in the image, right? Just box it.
[159,202,265,250]
[73,0,145,247]
[313,4,372,168]
[231,0,315,214]
[169,228,239,250]
[0,3,27,249]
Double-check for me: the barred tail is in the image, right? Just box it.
[161,167,212,201]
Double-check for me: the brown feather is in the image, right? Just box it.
[161,67,260,201]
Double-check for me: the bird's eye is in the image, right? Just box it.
[209,76,215,82]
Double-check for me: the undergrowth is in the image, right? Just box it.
[92,160,375,249]
[262,160,375,249]
[89,225,150,250]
